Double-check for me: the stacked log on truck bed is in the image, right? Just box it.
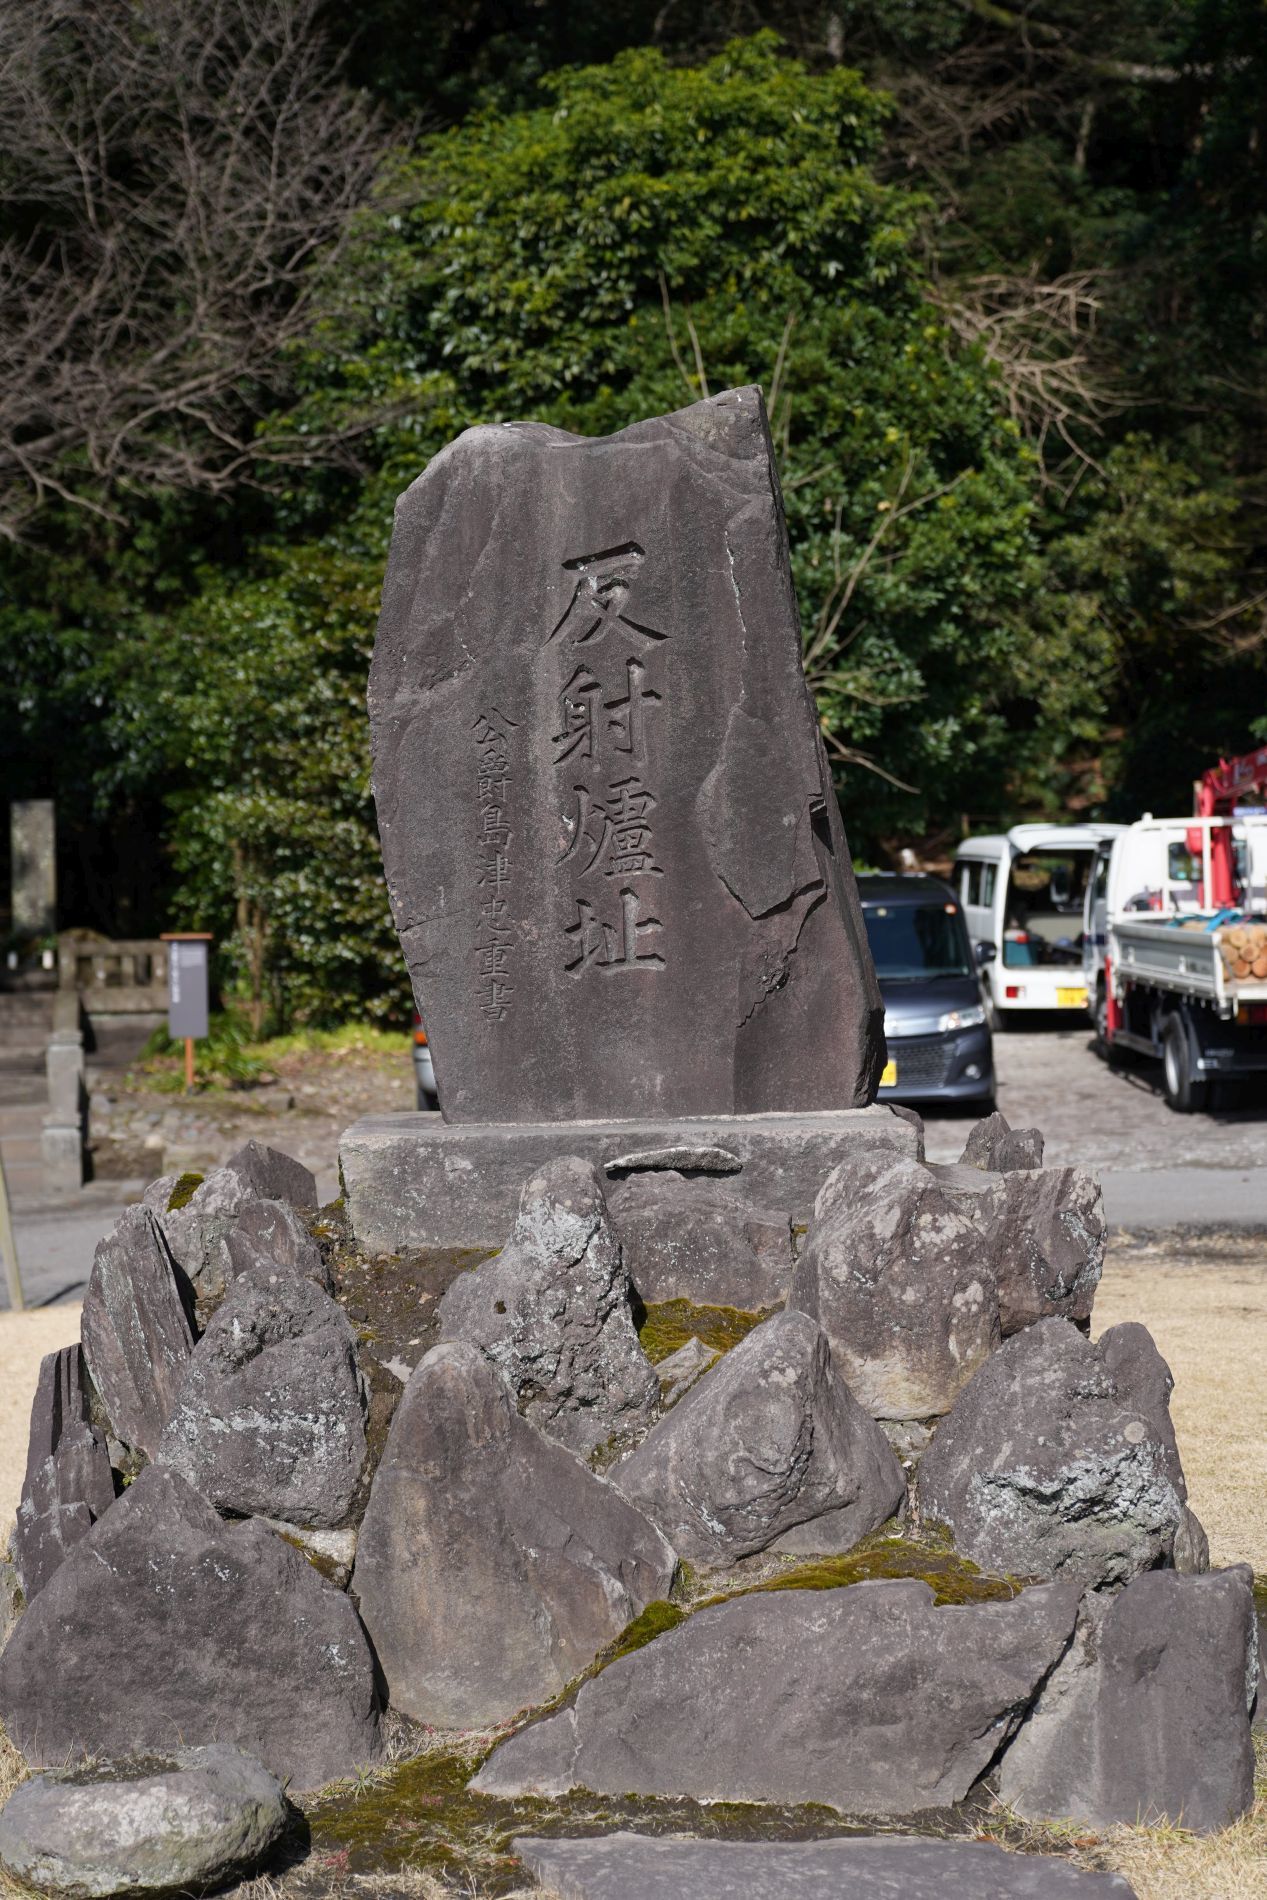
[1217,922,1267,982]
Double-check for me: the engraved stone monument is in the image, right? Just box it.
[342,388,907,1248]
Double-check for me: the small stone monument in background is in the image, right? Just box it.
[342,388,905,1248]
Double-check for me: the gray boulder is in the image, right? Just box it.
[787,1148,999,1420]
[653,1335,717,1409]
[150,1141,317,1306]
[473,1577,1077,1812]
[354,1342,677,1729]
[224,1196,332,1292]
[0,1744,288,1898]
[437,1156,658,1457]
[12,1346,115,1602]
[613,1311,904,1565]
[961,1111,1044,1171]
[157,1267,367,1528]
[932,1164,1105,1336]
[81,1207,194,1459]
[917,1319,1187,1587]
[607,1170,794,1309]
[0,1466,381,1792]
[997,1567,1257,1833]
[0,1558,20,1650]
[513,1831,1138,1898]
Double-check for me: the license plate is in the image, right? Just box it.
[880,1059,897,1087]
[1057,987,1088,1008]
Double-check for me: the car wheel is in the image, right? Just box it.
[1161,1016,1207,1114]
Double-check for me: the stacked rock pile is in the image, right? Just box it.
[0,1116,1258,1896]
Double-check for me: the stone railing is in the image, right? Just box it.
[58,938,168,1013]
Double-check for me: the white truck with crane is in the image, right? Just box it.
[1083,746,1267,1111]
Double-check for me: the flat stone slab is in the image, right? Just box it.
[341,1107,917,1251]
[513,1832,1138,1898]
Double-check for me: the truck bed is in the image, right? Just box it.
[1112,916,1267,1014]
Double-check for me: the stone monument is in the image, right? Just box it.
[341,388,906,1248]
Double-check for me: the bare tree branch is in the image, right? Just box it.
[0,0,404,537]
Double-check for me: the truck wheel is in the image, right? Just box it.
[1093,981,1113,1060]
[1162,1017,1207,1114]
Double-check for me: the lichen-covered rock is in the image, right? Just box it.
[224,1197,332,1292]
[613,1311,904,1564]
[787,1148,999,1420]
[353,1342,677,1729]
[0,1466,381,1792]
[81,1206,194,1459]
[961,1111,1044,1172]
[437,1156,657,1456]
[917,1319,1187,1588]
[932,1164,1105,1336]
[997,1567,1257,1832]
[472,1577,1078,1813]
[157,1268,367,1528]
[149,1141,318,1306]
[0,1744,288,1898]
[608,1170,794,1309]
[653,1335,718,1409]
[12,1346,115,1602]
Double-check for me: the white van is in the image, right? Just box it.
[954,824,1125,1021]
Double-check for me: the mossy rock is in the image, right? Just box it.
[165,1171,204,1213]
[637,1299,768,1365]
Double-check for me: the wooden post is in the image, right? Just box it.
[0,1149,25,1312]
[184,1036,195,1093]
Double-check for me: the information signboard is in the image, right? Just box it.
[161,933,212,1090]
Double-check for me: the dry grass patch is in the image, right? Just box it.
[1094,1235,1267,1572]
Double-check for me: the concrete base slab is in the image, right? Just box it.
[340,1107,917,1252]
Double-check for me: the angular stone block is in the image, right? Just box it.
[0,1466,381,1792]
[341,1106,918,1252]
[370,386,883,1124]
[961,1110,1044,1172]
[608,1170,794,1308]
[612,1311,904,1564]
[472,1578,1077,1812]
[147,1140,318,1305]
[931,1162,1105,1336]
[997,1567,1256,1833]
[353,1343,676,1729]
[13,1346,114,1600]
[81,1205,194,1458]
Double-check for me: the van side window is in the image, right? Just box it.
[980,863,996,908]
[961,862,981,905]
[1092,853,1109,905]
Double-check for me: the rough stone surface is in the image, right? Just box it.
[370,386,884,1124]
[0,1466,381,1792]
[997,1567,1257,1833]
[256,1521,358,1591]
[512,1832,1138,1899]
[157,1268,367,1528]
[1173,1504,1211,1574]
[224,1197,332,1292]
[341,1107,920,1252]
[354,1342,677,1729]
[788,1148,999,1420]
[0,1744,288,1898]
[608,1170,794,1309]
[437,1156,657,1456]
[932,1164,1105,1336]
[961,1111,1045,1172]
[917,1320,1187,1587]
[12,1347,115,1603]
[149,1141,318,1305]
[613,1311,904,1564]
[653,1335,718,1409]
[81,1207,194,1459]
[472,1578,1077,1811]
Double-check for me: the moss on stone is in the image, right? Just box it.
[695,1528,1027,1611]
[166,1171,204,1213]
[606,1599,685,1663]
[637,1299,767,1365]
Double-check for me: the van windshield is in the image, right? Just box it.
[1002,852,1089,968]
[862,902,973,981]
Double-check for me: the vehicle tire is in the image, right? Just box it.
[1093,981,1116,1062]
[1161,1016,1207,1114]
[982,988,1001,1033]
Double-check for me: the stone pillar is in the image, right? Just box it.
[11,800,57,939]
[42,991,84,1194]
